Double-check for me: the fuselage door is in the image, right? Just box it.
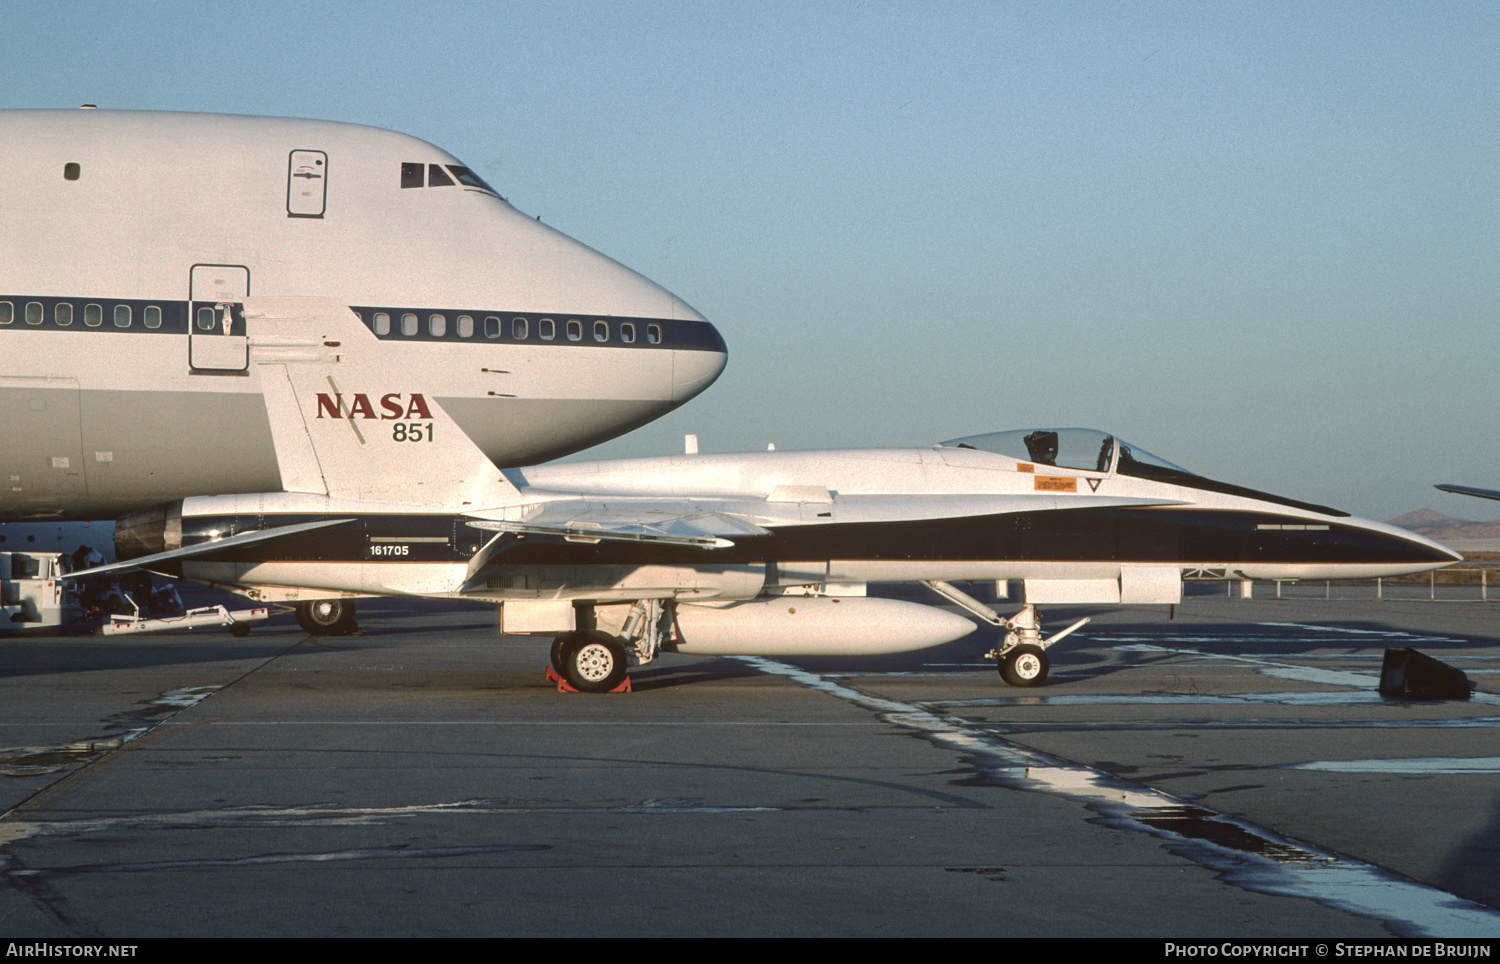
[287,150,327,218]
[189,264,250,372]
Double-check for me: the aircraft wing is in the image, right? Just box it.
[459,501,772,584]
[1436,484,1500,502]
[465,501,773,548]
[59,518,355,580]
[458,491,1187,586]
[462,492,1185,561]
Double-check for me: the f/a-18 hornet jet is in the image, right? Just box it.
[75,299,1458,690]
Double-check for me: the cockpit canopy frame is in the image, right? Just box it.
[941,428,1187,479]
[939,427,1349,517]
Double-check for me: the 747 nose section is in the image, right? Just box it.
[671,322,728,401]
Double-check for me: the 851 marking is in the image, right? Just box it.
[392,422,434,442]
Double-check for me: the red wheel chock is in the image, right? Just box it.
[546,666,632,693]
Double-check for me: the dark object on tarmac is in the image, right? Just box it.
[1379,648,1471,700]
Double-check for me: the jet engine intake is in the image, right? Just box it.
[114,500,184,560]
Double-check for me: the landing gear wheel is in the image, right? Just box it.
[550,634,574,676]
[562,631,628,693]
[295,599,357,636]
[1000,644,1049,687]
[230,622,251,638]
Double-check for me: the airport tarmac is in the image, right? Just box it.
[2,590,1499,937]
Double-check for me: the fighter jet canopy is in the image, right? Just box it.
[940,428,1190,479]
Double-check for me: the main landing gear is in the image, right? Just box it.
[546,600,667,694]
[295,599,358,636]
[550,630,629,693]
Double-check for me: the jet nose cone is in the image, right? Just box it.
[1389,521,1463,565]
[1353,518,1462,574]
[671,323,728,402]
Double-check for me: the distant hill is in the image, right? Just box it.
[1388,509,1500,545]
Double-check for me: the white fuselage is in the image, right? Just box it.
[152,442,1459,606]
[0,110,726,520]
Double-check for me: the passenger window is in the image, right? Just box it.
[374,312,391,335]
[0,302,11,324]
[25,302,42,325]
[539,318,554,340]
[485,316,501,338]
[401,313,418,336]
[428,164,455,187]
[196,307,215,330]
[620,323,635,344]
[647,324,662,344]
[566,319,581,341]
[512,317,527,339]
[85,304,102,327]
[457,314,473,338]
[144,306,161,329]
[64,162,80,181]
[114,305,131,328]
[55,303,73,326]
[428,313,446,337]
[593,320,608,342]
[401,163,423,188]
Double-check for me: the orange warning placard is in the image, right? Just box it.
[1034,475,1077,493]
[1016,463,1034,473]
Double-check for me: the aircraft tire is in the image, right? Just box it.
[550,634,574,676]
[562,631,627,693]
[295,599,357,636]
[1000,644,1049,687]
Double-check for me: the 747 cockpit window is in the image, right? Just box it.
[400,163,500,197]
[446,166,499,195]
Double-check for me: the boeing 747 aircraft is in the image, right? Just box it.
[0,109,726,521]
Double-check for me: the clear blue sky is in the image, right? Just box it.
[4,1,1496,520]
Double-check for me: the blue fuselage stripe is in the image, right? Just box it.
[0,295,726,353]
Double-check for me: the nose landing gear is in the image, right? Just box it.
[982,602,1088,687]
[999,643,1049,686]
[921,582,1088,688]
